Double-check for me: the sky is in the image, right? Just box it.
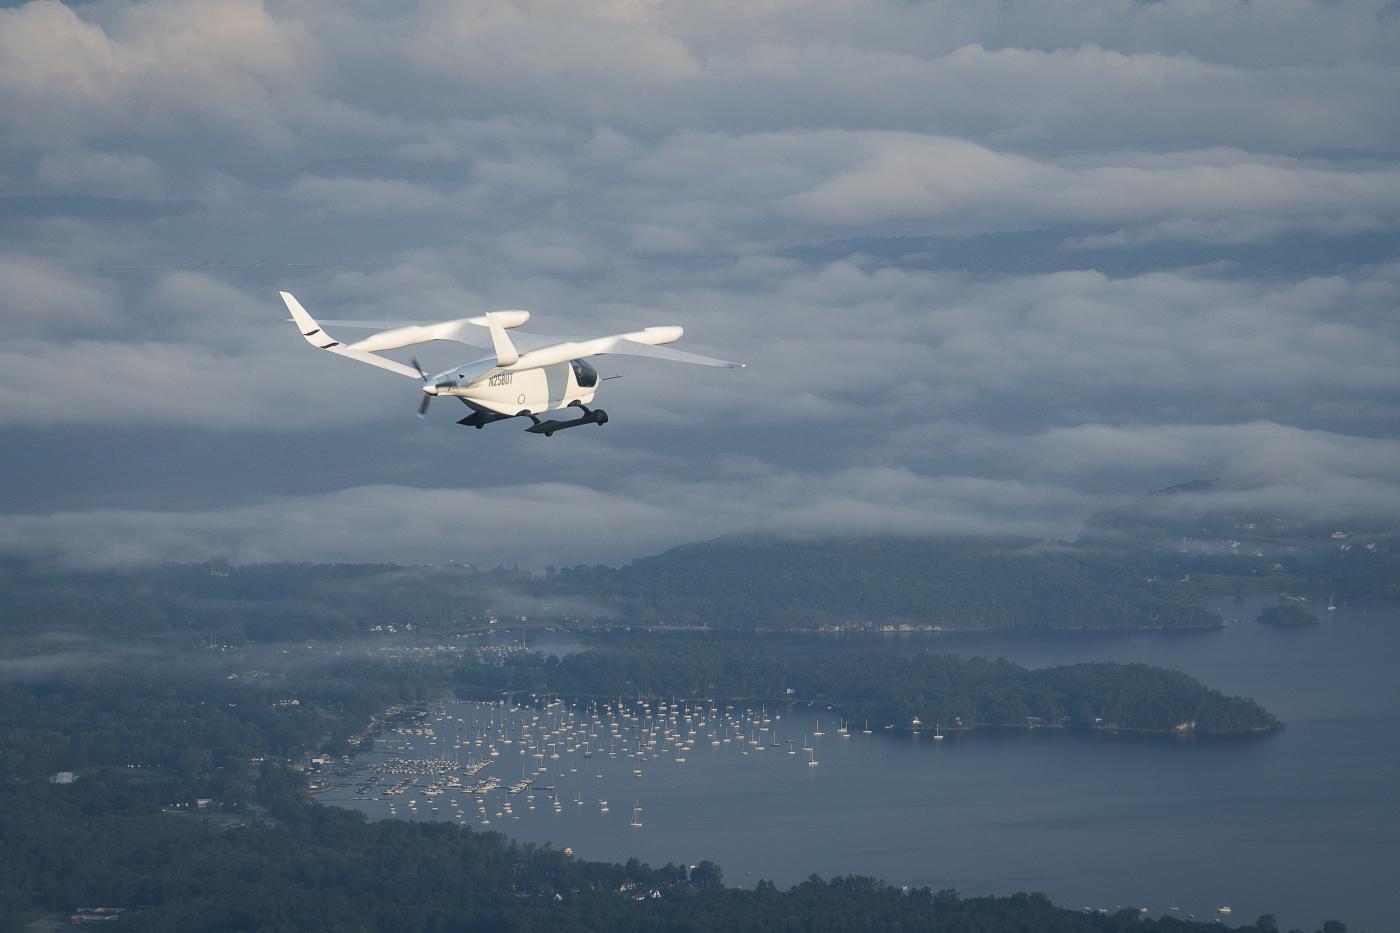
[1,0,1398,569]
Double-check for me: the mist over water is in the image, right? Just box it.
[327,601,1399,932]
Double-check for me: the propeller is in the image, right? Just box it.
[412,357,434,418]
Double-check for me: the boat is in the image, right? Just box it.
[630,801,643,828]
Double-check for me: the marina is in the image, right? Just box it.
[327,695,848,832]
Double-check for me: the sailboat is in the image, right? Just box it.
[630,800,643,828]
[862,719,872,735]
[933,722,944,741]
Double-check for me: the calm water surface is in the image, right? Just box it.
[325,601,1398,932]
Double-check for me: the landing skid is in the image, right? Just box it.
[525,405,608,437]
[456,402,608,436]
[456,410,514,429]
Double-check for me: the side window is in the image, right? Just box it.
[571,359,598,388]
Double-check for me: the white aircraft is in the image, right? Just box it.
[280,291,741,436]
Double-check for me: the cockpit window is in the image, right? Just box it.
[571,359,598,388]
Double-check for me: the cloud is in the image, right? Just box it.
[36,149,165,198]
[952,421,1400,507]
[0,256,118,333]
[7,248,1397,443]
[0,0,396,150]
[780,133,1400,236]
[5,427,1392,569]
[290,175,448,217]
[0,469,1102,568]
[0,0,1398,568]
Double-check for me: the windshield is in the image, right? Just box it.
[570,359,598,388]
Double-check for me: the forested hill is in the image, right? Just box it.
[474,644,1280,736]
[1080,482,1400,599]
[549,537,1221,631]
[0,535,1223,640]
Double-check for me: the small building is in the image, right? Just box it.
[71,907,125,923]
[49,771,77,784]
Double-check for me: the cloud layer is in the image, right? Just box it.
[1,0,1397,565]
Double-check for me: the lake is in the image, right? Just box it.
[323,599,1398,932]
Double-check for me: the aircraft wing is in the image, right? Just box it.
[508,330,743,368]
[289,312,530,355]
[598,338,743,368]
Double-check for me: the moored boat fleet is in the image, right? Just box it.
[340,697,878,829]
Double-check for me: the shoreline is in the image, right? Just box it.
[584,620,1231,636]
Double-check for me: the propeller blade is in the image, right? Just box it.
[411,357,429,381]
[417,394,432,418]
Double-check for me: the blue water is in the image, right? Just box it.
[326,600,1399,932]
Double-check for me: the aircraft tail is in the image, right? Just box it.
[279,291,423,379]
